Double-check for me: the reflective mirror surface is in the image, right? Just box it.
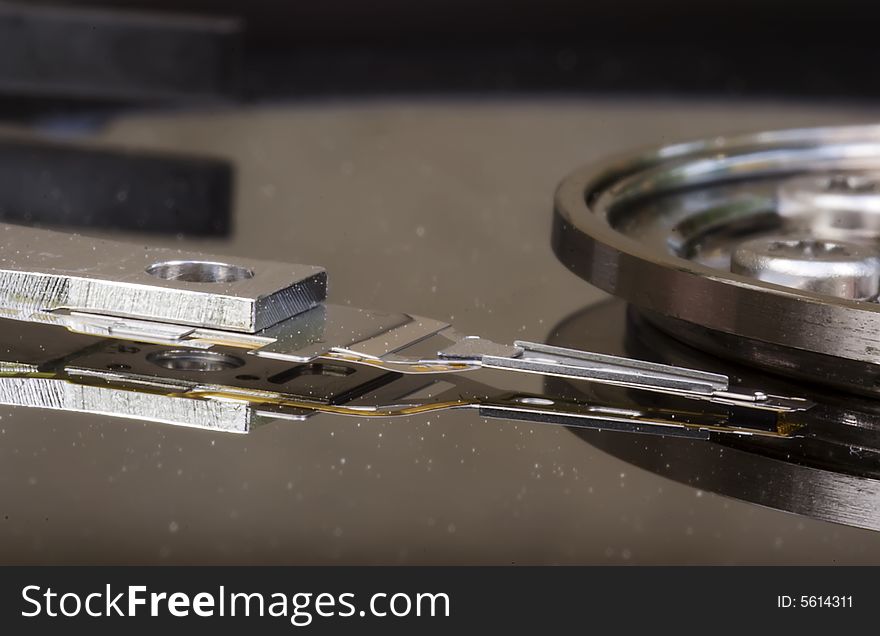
[3,99,880,563]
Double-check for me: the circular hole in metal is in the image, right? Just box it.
[235,374,260,381]
[115,344,140,354]
[516,396,555,406]
[145,260,254,284]
[106,363,132,371]
[146,350,245,372]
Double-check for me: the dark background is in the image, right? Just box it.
[9,0,880,99]
[2,1,880,564]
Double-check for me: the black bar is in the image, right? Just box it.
[0,567,873,633]
[0,3,242,102]
[0,136,233,236]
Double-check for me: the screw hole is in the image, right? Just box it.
[115,344,140,354]
[146,260,254,284]
[147,350,245,372]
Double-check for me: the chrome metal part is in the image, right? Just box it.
[548,299,880,533]
[0,316,799,439]
[0,375,258,433]
[435,335,523,360]
[255,304,450,363]
[551,124,880,385]
[480,340,729,393]
[474,340,807,412]
[0,224,326,333]
[0,222,809,427]
[778,172,880,240]
[730,236,880,300]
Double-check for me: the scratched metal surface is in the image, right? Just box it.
[0,224,328,332]
[2,99,880,563]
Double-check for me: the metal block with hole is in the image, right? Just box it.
[0,223,326,332]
